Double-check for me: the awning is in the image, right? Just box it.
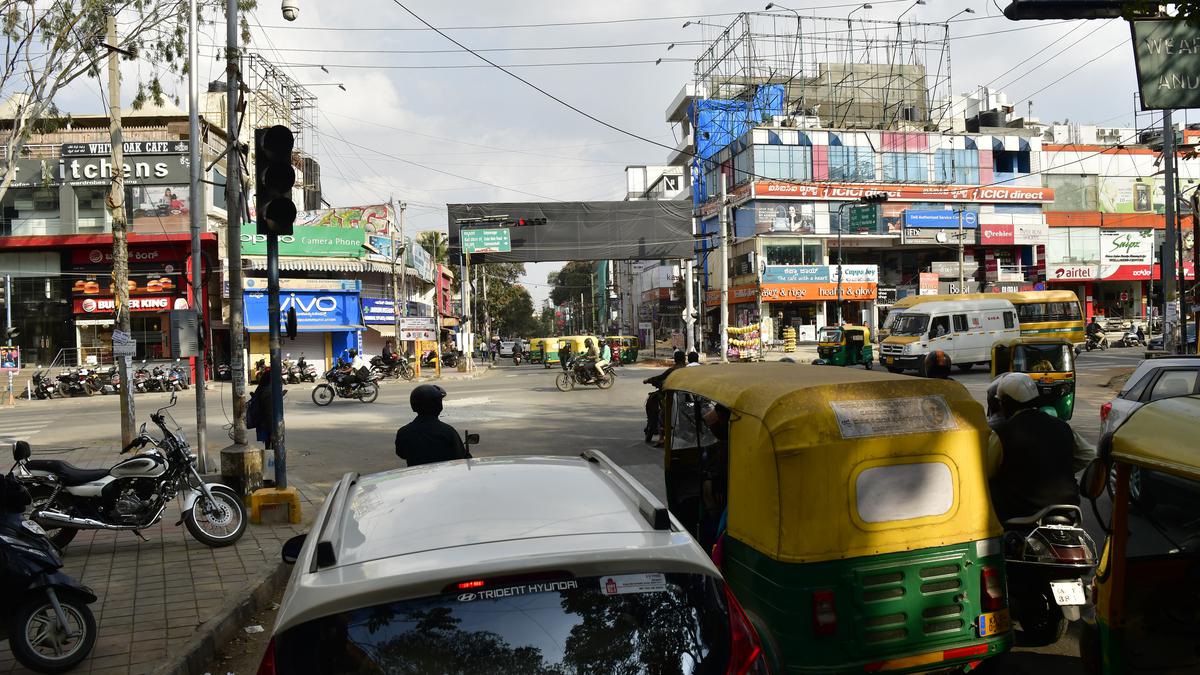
[369,325,396,337]
[246,324,365,333]
[244,256,426,276]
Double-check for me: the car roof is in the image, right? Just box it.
[1123,357,1200,393]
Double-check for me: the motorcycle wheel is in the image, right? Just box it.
[26,485,77,551]
[184,484,248,547]
[56,383,69,398]
[597,372,615,390]
[1100,340,1108,351]
[1016,590,1067,646]
[358,382,379,403]
[7,591,96,673]
[311,384,335,406]
[555,373,573,392]
[400,364,415,381]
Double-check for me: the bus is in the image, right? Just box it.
[881,290,1085,344]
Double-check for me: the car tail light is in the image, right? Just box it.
[980,567,1005,612]
[725,585,770,674]
[811,589,837,637]
[1100,402,1112,422]
[256,638,276,675]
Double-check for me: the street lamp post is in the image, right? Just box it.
[897,0,926,21]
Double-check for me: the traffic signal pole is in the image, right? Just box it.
[266,233,286,489]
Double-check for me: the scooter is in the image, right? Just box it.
[1,442,98,672]
[296,355,317,383]
[1003,505,1097,646]
[512,350,524,366]
[1117,326,1145,348]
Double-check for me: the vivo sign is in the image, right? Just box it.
[243,289,361,332]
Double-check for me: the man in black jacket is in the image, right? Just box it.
[642,351,687,443]
[395,384,470,467]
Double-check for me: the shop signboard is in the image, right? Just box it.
[831,264,879,283]
[243,278,359,292]
[930,261,981,278]
[1049,264,1099,281]
[461,228,512,254]
[979,223,1015,245]
[759,282,876,301]
[903,210,978,228]
[1013,222,1048,246]
[919,272,940,295]
[366,235,395,263]
[1099,265,1157,281]
[877,287,898,304]
[72,273,182,297]
[408,240,435,282]
[761,265,829,284]
[62,140,189,156]
[70,244,187,266]
[239,225,366,258]
[753,181,1055,203]
[399,317,438,342]
[1100,229,1154,266]
[73,295,184,315]
[1131,19,1200,110]
[903,227,972,245]
[243,289,361,331]
[752,201,815,234]
[8,154,189,188]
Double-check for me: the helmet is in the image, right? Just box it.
[924,350,952,379]
[348,349,358,358]
[410,384,446,415]
[585,338,594,348]
[997,372,1039,404]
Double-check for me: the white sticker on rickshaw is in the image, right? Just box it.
[830,396,958,438]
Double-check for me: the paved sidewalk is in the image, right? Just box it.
[0,441,323,675]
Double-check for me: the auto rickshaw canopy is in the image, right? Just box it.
[817,325,870,345]
[1109,394,1200,482]
[662,363,1000,564]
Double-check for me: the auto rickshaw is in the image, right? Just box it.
[816,324,874,368]
[661,364,1011,673]
[605,335,640,364]
[1078,394,1200,675]
[553,336,597,369]
[990,338,1076,420]
[528,337,548,365]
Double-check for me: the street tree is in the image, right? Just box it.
[417,231,450,266]
[478,263,538,338]
[0,0,257,204]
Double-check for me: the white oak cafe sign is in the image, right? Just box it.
[1131,19,1200,110]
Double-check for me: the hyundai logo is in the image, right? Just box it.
[457,593,476,602]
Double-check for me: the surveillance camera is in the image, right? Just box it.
[281,0,299,21]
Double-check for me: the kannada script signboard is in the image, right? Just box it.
[1131,19,1200,110]
[461,228,512,254]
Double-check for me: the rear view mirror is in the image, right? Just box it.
[12,440,30,461]
[282,534,306,564]
[1080,459,1108,500]
[466,433,480,445]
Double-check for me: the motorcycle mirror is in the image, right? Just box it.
[11,440,31,461]
[465,432,480,445]
[1079,459,1108,500]
[281,534,306,564]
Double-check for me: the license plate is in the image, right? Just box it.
[1049,580,1087,606]
[977,609,1011,637]
[884,356,894,364]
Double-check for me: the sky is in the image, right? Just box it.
[49,0,1163,307]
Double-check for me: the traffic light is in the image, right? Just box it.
[516,217,546,226]
[255,125,297,236]
[1002,1,1129,20]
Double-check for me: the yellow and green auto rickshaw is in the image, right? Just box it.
[661,364,1011,673]
[555,335,599,367]
[816,325,874,368]
[528,337,550,365]
[605,335,640,364]
[1078,394,1200,675]
[990,338,1076,420]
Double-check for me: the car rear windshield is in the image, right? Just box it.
[275,572,731,674]
[1013,343,1073,372]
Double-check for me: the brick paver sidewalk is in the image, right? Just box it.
[0,441,322,675]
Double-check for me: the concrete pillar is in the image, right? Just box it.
[221,444,263,498]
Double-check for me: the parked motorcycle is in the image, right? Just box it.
[1084,332,1109,351]
[94,366,119,395]
[132,361,152,393]
[1003,504,1097,645]
[370,354,415,381]
[54,370,94,398]
[169,360,188,390]
[420,350,459,370]
[16,392,247,551]
[29,372,57,400]
[311,362,379,406]
[2,443,98,672]
[296,355,317,383]
[555,356,617,391]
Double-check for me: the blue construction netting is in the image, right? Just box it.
[689,84,786,205]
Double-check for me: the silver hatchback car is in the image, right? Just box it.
[257,451,768,674]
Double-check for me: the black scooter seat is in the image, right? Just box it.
[25,459,110,486]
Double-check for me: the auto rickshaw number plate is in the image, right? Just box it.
[977,609,1011,637]
[1049,579,1087,606]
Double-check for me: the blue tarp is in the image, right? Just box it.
[690,85,786,205]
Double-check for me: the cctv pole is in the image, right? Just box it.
[226,0,248,445]
[106,14,136,448]
[719,174,730,363]
[186,0,209,470]
[1163,111,1179,354]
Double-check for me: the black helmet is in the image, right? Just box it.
[924,350,952,379]
[348,349,358,358]
[410,384,446,415]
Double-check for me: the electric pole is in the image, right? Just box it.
[187,0,209,471]
[390,198,401,357]
[719,174,729,363]
[1163,111,1179,354]
[106,14,135,448]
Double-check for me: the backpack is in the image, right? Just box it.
[245,390,260,429]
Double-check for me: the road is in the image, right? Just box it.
[0,347,1148,674]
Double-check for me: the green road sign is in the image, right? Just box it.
[462,228,512,254]
[849,204,879,234]
[1131,19,1200,110]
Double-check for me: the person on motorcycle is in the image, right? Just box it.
[395,384,470,467]
[347,349,370,386]
[595,339,612,381]
[381,339,400,366]
[986,372,1088,524]
[643,351,686,443]
[1086,317,1104,344]
[560,341,572,372]
[578,338,600,382]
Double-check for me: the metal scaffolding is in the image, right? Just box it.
[692,11,952,132]
[242,53,318,193]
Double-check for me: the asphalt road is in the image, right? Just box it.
[0,347,1150,674]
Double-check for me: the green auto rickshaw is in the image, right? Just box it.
[990,338,1076,420]
[816,325,874,368]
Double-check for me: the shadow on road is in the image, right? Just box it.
[976,651,1085,675]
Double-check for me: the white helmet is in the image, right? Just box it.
[996,372,1039,404]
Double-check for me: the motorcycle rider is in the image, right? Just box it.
[578,338,600,382]
[1085,317,1104,347]
[395,384,470,467]
[987,373,1089,524]
[381,339,400,367]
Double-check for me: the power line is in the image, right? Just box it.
[199,39,707,55]
[199,52,693,69]
[993,20,1113,93]
[1012,40,1130,107]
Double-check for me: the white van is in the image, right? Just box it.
[878,298,1019,375]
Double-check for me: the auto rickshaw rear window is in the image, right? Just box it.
[854,462,955,524]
